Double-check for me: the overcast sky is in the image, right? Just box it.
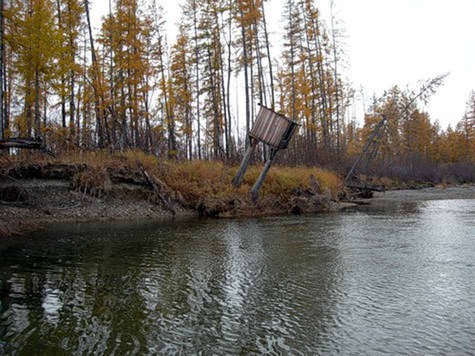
[90,0,475,128]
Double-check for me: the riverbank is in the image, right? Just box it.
[0,152,344,237]
[372,185,475,202]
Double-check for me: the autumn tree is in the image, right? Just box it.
[7,0,61,137]
[170,26,193,159]
[55,0,83,137]
[460,91,475,162]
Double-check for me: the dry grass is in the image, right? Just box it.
[1,150,344,213]
[159,161,342,206]
[71,167,111,198]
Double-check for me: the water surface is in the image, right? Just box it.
[1,198,475,354]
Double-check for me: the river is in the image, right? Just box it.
[1,191,475,354]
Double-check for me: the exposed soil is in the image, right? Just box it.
[0,178,193,237]
[0,162,340,237]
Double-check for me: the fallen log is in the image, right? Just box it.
[341,199,371,206]
[346,182,385,192]
[140,167,177,216]
[0,137,55,157]
[0,137,45,150]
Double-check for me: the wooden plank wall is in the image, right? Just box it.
[250,106,292,149]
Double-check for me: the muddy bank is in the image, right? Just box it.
[0,179,193,237]
[0,162,341,237]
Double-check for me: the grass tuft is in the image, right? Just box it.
[71,166,111,198]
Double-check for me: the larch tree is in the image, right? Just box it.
[235,0,252,148]
[7,0,61,137]
[461,91,475,162]
[200,0,226,159]
[170,26,193,160]
[55,0,83,136]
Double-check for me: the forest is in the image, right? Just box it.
[0,0,474,183]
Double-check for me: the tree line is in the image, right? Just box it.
[0,0,473,174]
[0,0,350,159]
[348,85,475,180]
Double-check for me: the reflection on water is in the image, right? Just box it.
[1,200,475,354]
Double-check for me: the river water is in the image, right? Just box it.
[1,195,475,354]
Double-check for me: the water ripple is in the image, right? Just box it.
[0,200,475,354]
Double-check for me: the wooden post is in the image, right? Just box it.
[251,148,278,202]
[232,138,257,187]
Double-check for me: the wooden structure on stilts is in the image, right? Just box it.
[233,104,299,201]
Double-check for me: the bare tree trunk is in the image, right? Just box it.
[288,2,296,122]
[330,0,341,156]
[158,31,175,156]
[85,0,107,148]
[108,0,118,145]
[313,19,329,153]
[3,3,8,138]
[225,0,234,156]
[34,68,41,137]
[56,0,67,128]
[206,45,221,159]
[25,82,32,136]
[226,3,233,157]
[68,0,76,137]
[192,0,201,159]
[301,0,318,146]
[76,66,82,144]
[0,0,4,140]
[261,0,275,110]
[239,5,251,149]
[251,1,265,107]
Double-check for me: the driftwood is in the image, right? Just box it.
[140,167,177,216]
[346,182,385,192]
[341,199,371,206]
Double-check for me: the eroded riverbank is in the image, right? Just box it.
[0,157,343,237]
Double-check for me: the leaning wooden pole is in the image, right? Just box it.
[250,149,278,202]
[232,105,298,200]
[232,138,257,187]
[345,115,387,182]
